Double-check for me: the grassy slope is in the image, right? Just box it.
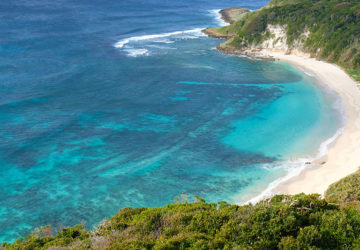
[215,0,360,81]
[4,193,360,249]
[326,168,360,203]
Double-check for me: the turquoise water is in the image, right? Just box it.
[223,64,340,159]
[0,0,342,242]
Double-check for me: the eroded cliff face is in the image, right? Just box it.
[205,0,360,78]
[214,24,312,59]
[261,25,289,51]
[218,24,314,59]
[257,24,311,57]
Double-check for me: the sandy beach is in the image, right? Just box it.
[264,51,360,196]
[204,9,360,201]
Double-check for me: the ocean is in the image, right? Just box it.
[0,0,343,242]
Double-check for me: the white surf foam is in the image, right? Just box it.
[151,38,175,44]
[208,9,228,27]
[183,64,215,70]
[114,8,231,57]
[304,71,315,77]
[243,79,347,205]
[114,28,205,49]
[146,45,176,50]
[245,126,344,205]
[124,48,149,57]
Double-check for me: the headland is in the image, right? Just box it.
[203,5,360,200]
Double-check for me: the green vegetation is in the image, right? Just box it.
[4,192,360,249]
[326,168,360,203]
[219,8,250,24]
[2,2,360,248]
[347,68,360,82]
[216,0,360,80]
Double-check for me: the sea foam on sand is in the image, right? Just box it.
[246,51,360,203]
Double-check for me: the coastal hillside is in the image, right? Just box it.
[204,0,360,81]
[326,169,360,203]
[4,190,360,249]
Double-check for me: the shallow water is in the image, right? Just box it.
[0,0,342,242]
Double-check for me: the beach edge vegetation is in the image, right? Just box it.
[4,169,360,249]
[3,0,360,248]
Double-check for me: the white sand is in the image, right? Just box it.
[263,51,360,196]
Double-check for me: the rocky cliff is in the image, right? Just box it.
[203,0,360,80]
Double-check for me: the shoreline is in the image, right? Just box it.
[243,50,360,203]
[206,9,360,202]
[267,51,360,197]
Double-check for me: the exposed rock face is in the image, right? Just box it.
[203,10,312,61]
[216,24,311,60]
[261,25,289,51]
[258,24,311,57]
[217,45,276,61]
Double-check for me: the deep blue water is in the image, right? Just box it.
[0,0,342,242]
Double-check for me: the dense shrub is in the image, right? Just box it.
[219,0,360,79]
[326,169,360,203]
[4,193,360,249]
